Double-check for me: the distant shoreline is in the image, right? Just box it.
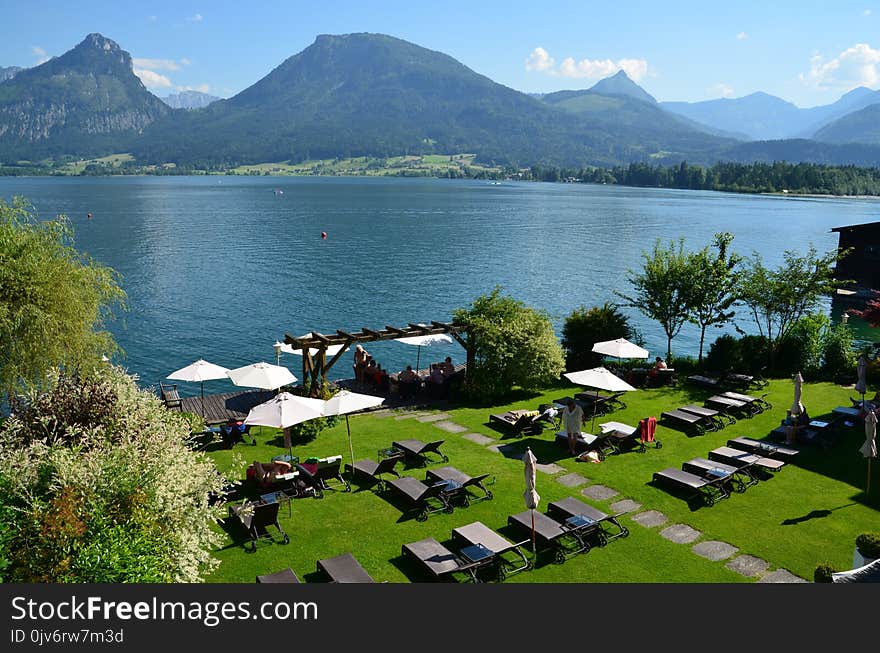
[764,191,880,200]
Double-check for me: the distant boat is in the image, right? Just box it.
[274,188,284,195]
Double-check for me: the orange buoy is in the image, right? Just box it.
[321,231,327,239]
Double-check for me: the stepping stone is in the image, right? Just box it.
[433,421,468,433]
[580,484,619,501]
[369,410,393,418]
[462,433,494,446]
[609,499,641,514]
[535,462,565,475]
[757,569,808,584]
[493,444,525,460]
[692,541,738,561]
[556,472,588,487]
[631,510,667,528]
[726,555,770,577]
[660,524,701,544]
[417,413,451,423]
[394,412,427,420]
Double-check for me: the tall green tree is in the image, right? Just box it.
[686,232,742,365]
[616,239,691,362]
[737,246,846,369]
[453,287,565,403]
[0,196,126,398]
[562,303,639,371]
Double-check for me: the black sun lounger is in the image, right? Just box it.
[546,496,629,544]
[575,391,627,413]
[256,568,300,583]
[708,446,786,474]
[425,466,494,506]
[402,537,488,583]
[489,410,545,437]
[391,439,449,467]
[661,409,714,435]
[682,457,757,492]
[507,509,594,563]
[597,421,648,454]
[652,467,731,506]
[705,395,754,418]
[385,476,452,521]
[228,499,290,551]
[316,552,375,583]
[344,455,402,490]
[679,404,733,428]
[450,521,532,580]
[687,374,721,390]
[726,436,798,459]
[721,391,772,413]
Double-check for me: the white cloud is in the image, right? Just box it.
[133,68,173,89]
[133,58,181,71]
[864,9,873,16]
[737,32,748,40]
[710,83,735,98]
[180,58,191,66]
[188,13,203,23]
[800,43,880,90]
[525,47,648,81]
[177,84,211,93]
[31,46,50,65]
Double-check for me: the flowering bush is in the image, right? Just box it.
[0,365,226,582]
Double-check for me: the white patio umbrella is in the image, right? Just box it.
[227,361,297,391]
[167,359,231,417]
[395,332,453,375]
[591,337,649,368]
[789,372,805,445]
[322,390,386,472]
[860,410,877,497]
[523,447,540,557]
[244,392,326,458]
[563,366,637,430]
[855,355,868,405]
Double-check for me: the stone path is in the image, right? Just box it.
[386,406,808,583]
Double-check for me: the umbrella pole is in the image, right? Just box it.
[416,346,421,376]
[531,509,537,556]
[346,415,355,478]
[200,381,205,419]
[868,459,872,497]
[591,390,599,431]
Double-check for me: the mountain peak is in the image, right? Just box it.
[79,33,123,53]
[588,70,656,104]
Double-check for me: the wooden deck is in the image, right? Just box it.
[175,389,275,424]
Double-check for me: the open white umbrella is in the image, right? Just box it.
[274,333,345,360]
[322,390,386,472]
[855,355,868,404]
[591,337,649,368]
[244,391,326,458]
[395,332,453,375]
[523,447,540,556]
[167,359,230,417]
[227,361,297,391]
[563,366,637,430]
[860,410,877,497]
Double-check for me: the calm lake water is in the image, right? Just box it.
[2,175,878,397]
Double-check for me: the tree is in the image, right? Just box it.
[686,232,742,365]
[562,303,639,371]
[616,239,691,362]
[453,287,565,403]
[737,246,845,369]
[0,196,126,398]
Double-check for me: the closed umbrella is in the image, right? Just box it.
[860,410,877,497]
[591,338,649,368]
[227,361,297,391]
[789,372,805,445]
[322,390,385,473]
[855,355,868,405]
[244,392,326,458]
[563,367,637,430]
[167,359,230,418]
[523,447,540,557]
[395,332,453,375]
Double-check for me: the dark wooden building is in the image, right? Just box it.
[831,221,880,295]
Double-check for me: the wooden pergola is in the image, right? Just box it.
[283,321,470,396]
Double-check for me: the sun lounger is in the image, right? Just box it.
[721,391,772,413]
[660,408,714,435]
[295,455,351,497]
[724,372,755,390]
[507,509,594,563]
[344,455,402,491]
[385,476,452,521]
[316,552,375,583]
[159,381,182,410]
[687,374,721,390]
[597,421,648,454]
[652,467,731,505]
[679,404,733,428]
[401,537,488,583]
[705,394,754,418]
[546,496,629,544]
[391,439,449,467]
[726,436,798,459]
[708,446,786,474]
[424,466,494,505]
[256,568,300,583]
[574,391,627,412]
[489,410,545,436]
[450,521,532,580]
[228,499,290,551]
[681,457,756,492]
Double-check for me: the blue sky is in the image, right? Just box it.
[3,1,879,107]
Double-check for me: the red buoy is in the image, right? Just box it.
[321,231,327,239]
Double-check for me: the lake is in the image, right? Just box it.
[2,175,878,397]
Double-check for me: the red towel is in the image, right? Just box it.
[640,417,657,443]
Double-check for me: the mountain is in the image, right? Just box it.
[587,70,657,104]
[662,92,803,141]
[720,138,880,167]
[161,90,221,110]
[0,33,170,161]
[796,86,880,137]
[134,33,732,168]
[0,66,22,83]
[813,104,880,145]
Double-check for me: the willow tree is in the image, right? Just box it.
[0,196,126,398]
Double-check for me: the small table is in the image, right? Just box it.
[459,543,494,564]
[378,447,403,461]
[705,467,729,479]
[260,490,292,516]
[809,420,830,431]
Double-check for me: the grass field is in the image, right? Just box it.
[229,154,501,177]
[205,377,878,583]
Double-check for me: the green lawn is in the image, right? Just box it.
[205,377,878,583]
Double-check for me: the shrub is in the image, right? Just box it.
[738,335,771,375]
[855,532,880,559]
[813,563,836,583]
[562,303,639,372]
[705,334,742,374]
[821,322,856,382]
